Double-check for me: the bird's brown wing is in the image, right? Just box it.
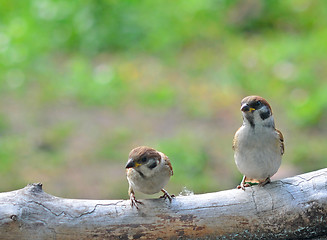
[232,128,241,151]
[162,153,173,176]
[276,129,284,155]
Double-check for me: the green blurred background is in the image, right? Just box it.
[0,0,326,199]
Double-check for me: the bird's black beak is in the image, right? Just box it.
[125,158,135,169]
[241,103,250,112]
[241,104,255,113]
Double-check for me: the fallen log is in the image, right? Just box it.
[0,168,326,239]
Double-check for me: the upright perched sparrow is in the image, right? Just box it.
[125,146,174,208]
[233,96,284,190]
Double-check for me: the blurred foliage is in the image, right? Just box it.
[156,133,214,193]
[0,0,326,198]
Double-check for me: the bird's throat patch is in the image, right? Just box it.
[136,169,145,178]
[245,114,255,128]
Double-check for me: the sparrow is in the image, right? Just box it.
[233,96,284,190]
[125,146,174,208]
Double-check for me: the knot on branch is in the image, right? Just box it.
[26,183,43,194]
[10,215,17,221]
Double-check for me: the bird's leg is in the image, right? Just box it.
[129,187,143,209]
[237,175,251,190]
[160,189,175,202]
[259,177,271,186]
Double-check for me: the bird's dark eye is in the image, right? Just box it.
[141,157,147,163]
[255,101,261,106]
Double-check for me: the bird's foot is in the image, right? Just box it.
[237,183,251,190]
[258,177,271,187]
[130,194,143,209]
[160,189,175,202]
[237,175,251,190]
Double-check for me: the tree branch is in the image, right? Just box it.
[0,168,326,239]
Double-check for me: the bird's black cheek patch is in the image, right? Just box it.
[148,162,157,169]
[260,110,271,120]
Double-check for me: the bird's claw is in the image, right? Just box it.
[237,183,251,190]
[160,189,174,202]
[130,195,143,209]
[237,175,251,190]
[258,177,271,187]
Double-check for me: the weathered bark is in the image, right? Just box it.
[0,168,326,240]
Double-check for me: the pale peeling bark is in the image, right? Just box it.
[0,168,326,240]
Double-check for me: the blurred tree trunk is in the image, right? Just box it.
[0,168,326,240]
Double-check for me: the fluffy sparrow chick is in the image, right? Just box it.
[233,96,284,190]
[125,146,174,208]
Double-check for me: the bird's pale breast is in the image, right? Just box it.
[234,126,282,180]
[127,163,171,195]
